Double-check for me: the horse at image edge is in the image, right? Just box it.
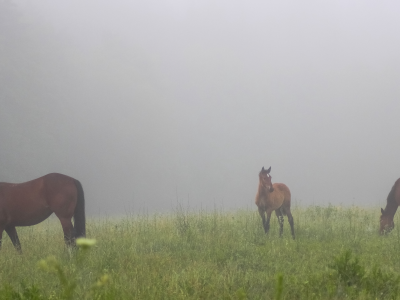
[0,173,85,253]
[380,178,400,235]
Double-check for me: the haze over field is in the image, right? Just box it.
[1,0,400,214]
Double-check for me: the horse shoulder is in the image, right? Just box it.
[255,191,264,207]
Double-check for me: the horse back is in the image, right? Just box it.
[41,173,77,196]
[0,173,76,198]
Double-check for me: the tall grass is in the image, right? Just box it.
[1,205,400,299]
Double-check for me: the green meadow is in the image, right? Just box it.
[1,205,400,299]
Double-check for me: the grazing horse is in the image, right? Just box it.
[380,178,400,235]
[255,167,295,239]
[0,173,85,252]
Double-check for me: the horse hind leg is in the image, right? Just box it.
[285,208,295,240]
[58,217,75,247]
[52,197,76,248]
[275,209,284,237]
[5,226,22,253]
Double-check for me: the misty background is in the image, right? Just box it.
[1,0,399,215]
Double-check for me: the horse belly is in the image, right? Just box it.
[6,194,53,226]
[11,209,53,226]
[269,192,285,210]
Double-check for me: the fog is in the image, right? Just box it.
[1,0,400,215]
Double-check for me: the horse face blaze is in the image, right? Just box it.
[259,172,273,192]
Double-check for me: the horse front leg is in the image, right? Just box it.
[258,207,268,233]
[5,226,22,253]
[265,210,273,234]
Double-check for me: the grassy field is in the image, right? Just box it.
[1,205,400,299]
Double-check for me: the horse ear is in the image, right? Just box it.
[266,166,271,174]
[381,208,384,214]
[262,166,264,171]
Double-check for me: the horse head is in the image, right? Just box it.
[259,166,274,193]
[380,208,394,235]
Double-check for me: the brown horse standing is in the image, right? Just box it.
[255,167,295,239]
[380,178,400,235]
[0,173,85,252]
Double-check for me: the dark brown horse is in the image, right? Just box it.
[255,167,295,239]
[380,178,400,235]
[0,173,85,252]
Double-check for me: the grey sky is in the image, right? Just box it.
[1,0,400,214]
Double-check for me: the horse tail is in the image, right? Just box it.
[74,180,86,238]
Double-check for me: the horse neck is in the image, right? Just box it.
[385,193,399,218]
[257,183,270,198]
